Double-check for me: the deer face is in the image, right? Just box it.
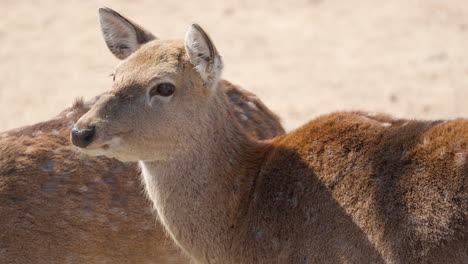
[71,8,223,162]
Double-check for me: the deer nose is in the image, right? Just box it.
[71,125,95,148]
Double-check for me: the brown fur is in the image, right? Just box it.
[74,9,467,264]
[239,112,467,263]
[224,80,284,140]
[0,85,284,263]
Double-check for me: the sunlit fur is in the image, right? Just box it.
[74,9,467,264]
[0,86,283,263]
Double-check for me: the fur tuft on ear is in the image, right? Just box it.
[184,24,223,89]
[99,7,156,60]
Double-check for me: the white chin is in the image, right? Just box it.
[80,147,137,162]
[77,137,135,160]
[78,147,110,157]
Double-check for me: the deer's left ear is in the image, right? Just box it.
[184,24,224,89]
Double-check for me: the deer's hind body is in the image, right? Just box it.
[239,112,467,263]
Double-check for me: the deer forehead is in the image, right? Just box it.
[115,40,187,80]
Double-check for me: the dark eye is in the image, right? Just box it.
[150,83,175,97]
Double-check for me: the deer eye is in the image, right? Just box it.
[149,83,175,97]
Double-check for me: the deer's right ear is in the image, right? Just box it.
[98,7,156,60]
[184,24,223,90]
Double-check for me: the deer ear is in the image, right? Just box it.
[184,24,223,89]
[98,7,156,60]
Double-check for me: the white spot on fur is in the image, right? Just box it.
[111,207,128,220]
[271,240,281,248]
[288,196,298,208]
[454,152,466,167]
[439,147,446,158]
[330,173,340,183]
[15,156,30,163]
[226,157,234,168]
[381,122,391,127]
[253,227,263,240]
[79,185,89,192]
[401,122,409,127]
[423,137,431,145]
[247,101,258,110]
[240,114,249,121]
[141,222,153,230]
[25,146,36,154]
[32,131,43,137]
[97,214,108,223]
[51,129,60,135]
[360,116,371,121]
[79,208,92,218]
[366,112,377,117]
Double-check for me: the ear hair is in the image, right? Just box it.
[99,7,156,60]
[184,24,224,89]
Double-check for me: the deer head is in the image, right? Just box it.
[71,8,225,162]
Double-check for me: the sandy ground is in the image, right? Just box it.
[1,0,467,132]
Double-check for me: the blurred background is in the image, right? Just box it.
[0,0,467,131]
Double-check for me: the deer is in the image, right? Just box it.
[71,7,467,264]
[0,78,283,262]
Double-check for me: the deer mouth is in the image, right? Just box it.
[73,135,123,157]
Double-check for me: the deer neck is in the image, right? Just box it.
[139,89,265,260]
